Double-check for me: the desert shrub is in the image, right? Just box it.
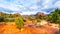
[5,18,15,22]
[0,16,5,22]
[37,19,41,22]
[15,17,24,29]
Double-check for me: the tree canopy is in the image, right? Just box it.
[47,8,60,24]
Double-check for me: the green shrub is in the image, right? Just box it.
[15,17,24,29]
[0,16,5,22]
[47,8,60,24]
[5,18,15,22]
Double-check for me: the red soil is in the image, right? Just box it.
[0,22,58,34]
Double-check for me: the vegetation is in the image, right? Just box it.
[15,17,24,29]
[0,16,5,22]
[0,12,20,22]
[47,8,60,24]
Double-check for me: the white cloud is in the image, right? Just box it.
[20,11,37,15]
[54,1,60,8]
[0,0,60,15]
[41,0,54,9]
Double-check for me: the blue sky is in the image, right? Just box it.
[0,0,60,15]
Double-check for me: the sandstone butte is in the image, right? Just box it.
[0,22,59,34]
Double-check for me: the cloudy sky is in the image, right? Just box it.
[0,0,60,15]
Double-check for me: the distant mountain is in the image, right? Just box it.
[35,12,48,16]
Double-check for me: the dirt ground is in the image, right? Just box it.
[0,22,59,34]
